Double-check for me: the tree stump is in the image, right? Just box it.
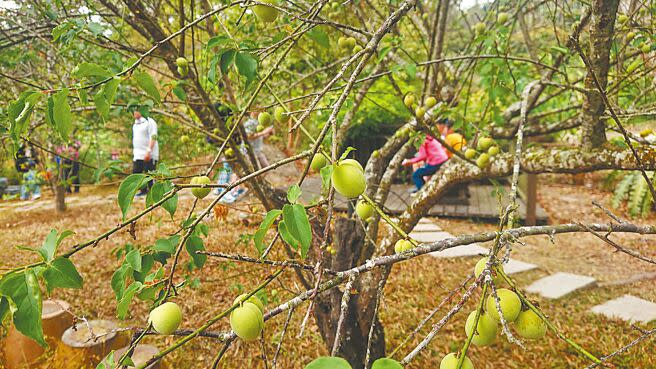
[97,344,161,369]
[55,319,127,368]
[3,299,74,369]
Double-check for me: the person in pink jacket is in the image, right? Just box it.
[402,135,448,192]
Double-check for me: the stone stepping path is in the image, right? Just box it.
[590,295,656,324]
[502,259,537,275]
[525,272,596,299]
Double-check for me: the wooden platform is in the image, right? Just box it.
[299,177,549,224]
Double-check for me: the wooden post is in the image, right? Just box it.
[55,319,128,368]
[525,173,538,226]
[98,344,161,369]
[4,299,74,369]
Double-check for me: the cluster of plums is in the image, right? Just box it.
[147,294,266,341]
[439,258,547,368]
[464,137,501,169]
[403,93,438,119]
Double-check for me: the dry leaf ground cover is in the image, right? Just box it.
[0,171,654,369]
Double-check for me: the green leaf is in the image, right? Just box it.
[117,174,150,220]
[52,89,72,139]
[116,281,142,319]
[146,181,177,218]
[320,165,333,194]
[206,35,232,50]
[235,52,258,86]
[172,82,187,101]
[0,270,46,347]
[371,358,403,369]
[306,28,329,48]
[220,50,236,74]
[125,249,142,272]
[42,257,83,293]
[152,238,175,254]
[254,209,282,256]
[0,297,10,324]
[305,357,352,369]
[287,184,302,204]
[282,204,312,258]
[185,236,207,269]
[339,147,356,161]
[8,91,42,153]
[111,263,131,300]
[132,254,154,283]
[97,351,116,369]
[72,62,112,79]
[134,71,161,104]
[278,220,299,252]
[93,90,110,120]
[35,229,73,263]
[37,229,58,262]
[103,77,121,105]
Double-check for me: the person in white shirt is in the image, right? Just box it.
[132,110,159,196]
[244,111,273,169]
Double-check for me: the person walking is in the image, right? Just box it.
[402,134,448,193]
[132,110,159,196]
[56,140,81,193]
[244,111,273,169]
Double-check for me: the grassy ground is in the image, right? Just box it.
[0,170,655,369]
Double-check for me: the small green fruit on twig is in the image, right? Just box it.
[440,353,474,369]
[355,200,374,221]
[148,302,183,335]
[190,175,212,199]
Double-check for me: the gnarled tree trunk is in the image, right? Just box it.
[581,0,619,148]
[313,218,385,369]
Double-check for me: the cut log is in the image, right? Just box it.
[97,344,161,369]
[54,319,128,368]
[3,299,74,369]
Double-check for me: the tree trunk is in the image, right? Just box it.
[313,218,385,369]
[54,184,66,213]
[581,0,619,148]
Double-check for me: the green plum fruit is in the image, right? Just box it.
[487,146,500,156]
[514,309,547,339]
[464,148,477,159]
[233,294,265,313]
[190,175,212,199]
[274,106,287,123]
[253,4,279,22]
[230,302,264,341]
[476,137,495,151]
[404,94,415,108]
[464,310,498,346]
[440,353,474,369]
[331,161,366,198]
[474,257,503,284]
[355,200,374,221]
[425,96,437,108]
[476,153,490,168]
[394,239,413,254]
[148,302,182,335]
[258,112,272,125]
[310,153,327,171]
[486,288,521,322]
[474,22,486,35]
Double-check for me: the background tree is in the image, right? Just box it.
[1,0,655,368]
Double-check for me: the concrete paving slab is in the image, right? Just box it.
[503,259,538,275]
[591,295,656,324]
[411,231,453,243]
[412,222,442,232]
[525,272,596,299]
[431,244,489,258]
